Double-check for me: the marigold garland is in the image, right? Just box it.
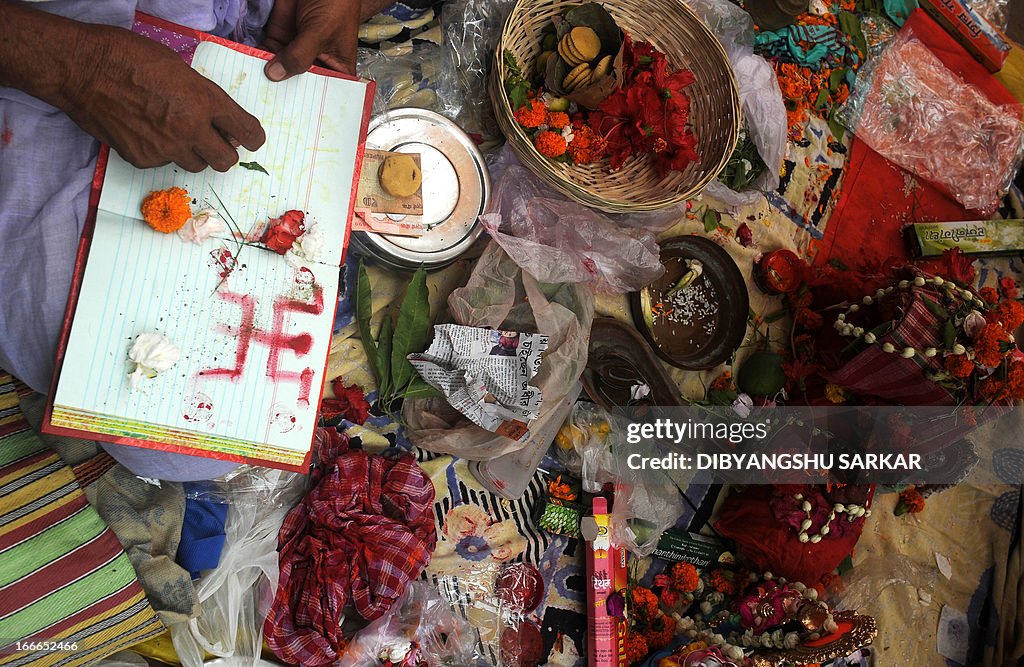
[709,569,737,596]
[567,124,607,164]
[974,323,1011,368]
[709,371,733,392]
[624,633,649,664]
[642,613,676,650]
[534,130,568,158]
[989,300,1024,331]
[824,383,847,404]
[896,487,925,515]
[943,354,975,379]
[980,286,1000,304]
[141,187,192,233]
[669,562,701,593]
[630,586,659,620]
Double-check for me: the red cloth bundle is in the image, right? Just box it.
[265,429,437,666]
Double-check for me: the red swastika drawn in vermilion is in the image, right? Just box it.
[200,271,325,405]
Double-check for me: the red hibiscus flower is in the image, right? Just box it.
[941,247,975,285]
[652,57,695,103]
[1000,276,1019,300]
[263,210,305,254]
[320,378,371,425]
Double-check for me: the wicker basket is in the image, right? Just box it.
[490,0,742,213]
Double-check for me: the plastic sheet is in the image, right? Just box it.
[181,464,306,507]
[479,148,674,295]
[403,241,594,461]
[838,27,1024,215]
[686,0,787,206]
[337,581,481,667]
[168,472,306,667]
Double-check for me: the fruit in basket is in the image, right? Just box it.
[558,26,601,66]
[562,62,593,92]
[546,96,570,112]
[536,50,555,76]
[542,31,558,52]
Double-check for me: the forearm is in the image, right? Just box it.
[0,2,104,110]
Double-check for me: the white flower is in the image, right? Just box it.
[127,333,180,389]
[561,124,576,144]
[700,601,713,615]
[732,393,753,418]
[285,223,326,266]
[726,645,745,661]
[952,343,967,355]
[631,383,651,400]
[784,632,801,649]
[176,209,225,244]
[881,342,896,353]
[823,614,839,634]
[964,310,987,337]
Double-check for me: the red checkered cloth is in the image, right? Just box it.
[264,428,437,666]
[827,285,952,406]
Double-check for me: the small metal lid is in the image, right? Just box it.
[353,109,489,270]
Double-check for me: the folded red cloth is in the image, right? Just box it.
[265,429,437,666]
[814,9,1018,272]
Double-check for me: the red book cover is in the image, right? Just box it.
[43,13,375,472]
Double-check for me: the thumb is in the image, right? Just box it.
[264,30,325,82]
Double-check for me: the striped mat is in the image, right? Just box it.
[0,373,164,667]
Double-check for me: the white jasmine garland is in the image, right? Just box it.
[127,332,180,389]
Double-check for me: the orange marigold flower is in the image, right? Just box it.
[710,371,732,392]
[709,569,737,595]
[547,111,570,129]
[624,633,649,664]
[567,124,607,164]
[980,287,1000,304]
[642,614,676,651]
[980,360,1024,401]
[514,99,547,129]
[944,354,975,379]
[990,300,1024,331]
[795,308,823,329]
[630,587,659,620]
[898,487,925,513]
[974,323,1011,368]
[669,562,700,593]
[534,130,568,158]
[141,187,192,233]
[825,383,847,404]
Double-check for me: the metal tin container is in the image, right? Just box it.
[351,109,490,271]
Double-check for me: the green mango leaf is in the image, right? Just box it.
[402,378,443,401]
[922,297,949,320]
[943,320,956,349]
[703,209,720,234]
[390,267,432,392]
[238,161,269,175]
[829,67,848,94]
[814,88,829,110]
[376,314,393,401]
[507,81,531,114]
[827,107,846,143]
[356,261,378,370]
[838,11,867,61]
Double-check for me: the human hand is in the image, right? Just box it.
[261,0,367,80]
[62,25,265,172]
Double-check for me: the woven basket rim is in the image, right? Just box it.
[491,0,742,212]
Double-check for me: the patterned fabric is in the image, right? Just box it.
[826,286,952,405]
[265,428,436,666]
[0,374,164,667]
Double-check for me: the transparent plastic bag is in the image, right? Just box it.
[182,464,306,507]
[567,403,685,557]
[358,46,446,117]
[479,148,673,295]
[687,0,787,206]
[403,241,594,461]
[838,27,1024,215]
[169,472,306,667]
[337,581,481,667]
[437,0,518,147]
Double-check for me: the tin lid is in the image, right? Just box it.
[354,109,489,268]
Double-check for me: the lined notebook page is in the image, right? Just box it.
[53,42,369,460]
